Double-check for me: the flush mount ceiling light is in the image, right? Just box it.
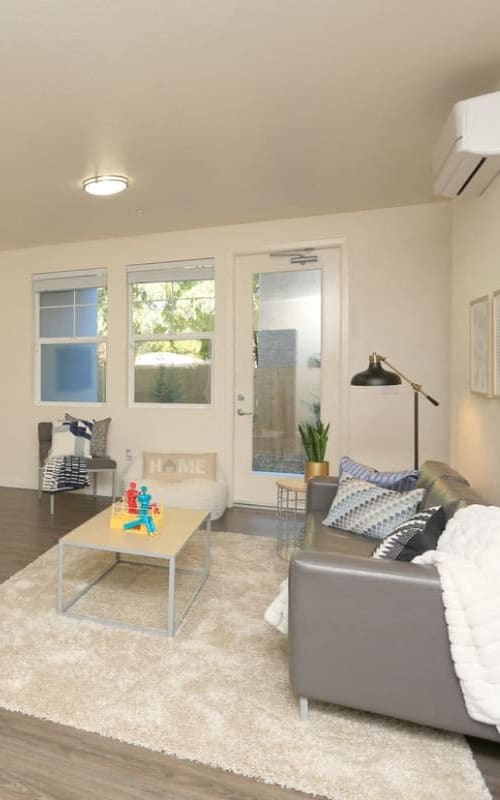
[82,175,129,196]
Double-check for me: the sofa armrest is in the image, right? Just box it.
[288,551,488,736]
[306,476,338,513]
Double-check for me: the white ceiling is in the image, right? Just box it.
[1,0,499,250]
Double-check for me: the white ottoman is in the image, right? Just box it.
[124,475,227,521]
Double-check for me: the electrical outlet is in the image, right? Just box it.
[125,448,133,462]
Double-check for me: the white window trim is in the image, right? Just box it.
[127,264,215,409]
[34,271,108,405]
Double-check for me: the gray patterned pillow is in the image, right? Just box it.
[323,474,425,539]
[65,414,111,457]
[90,417,111,456]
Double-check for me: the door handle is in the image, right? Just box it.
[237,408,253,416]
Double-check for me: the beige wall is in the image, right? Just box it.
[450,179,500,503]
[0,201,451,498]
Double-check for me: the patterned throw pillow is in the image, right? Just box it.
[322,474,425,539]
[372,506,447,561]
[65,413,111,457]
[50,419,92,458]
[90,417,111,456]
[339,455,419,492]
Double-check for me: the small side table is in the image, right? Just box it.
[276,477,307,559]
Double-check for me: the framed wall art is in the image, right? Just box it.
[470,295,490,396]
[493,290,500,397]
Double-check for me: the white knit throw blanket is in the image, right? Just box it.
[264,579,288,635]
[414,504,500,732]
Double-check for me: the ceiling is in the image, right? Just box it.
[1,0,500,250]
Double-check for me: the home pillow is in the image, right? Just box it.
[143,451,217,482]
[65,413,111,457]
[50,419,92,458]
[322,474,425,539]
[372,506,446,561]
[339,455,419,492]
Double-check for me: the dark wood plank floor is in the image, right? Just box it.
[0,488,498,799]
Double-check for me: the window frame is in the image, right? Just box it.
[33,270,108,406]
[127,260,215,409]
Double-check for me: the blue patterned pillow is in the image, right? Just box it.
[339,455,419,492]
[322,474,425,539]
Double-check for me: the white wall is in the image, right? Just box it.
[450,179,500,503]
[0,201,451,498]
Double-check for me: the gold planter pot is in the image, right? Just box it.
[304,461,330,481]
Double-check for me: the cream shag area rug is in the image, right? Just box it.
[0,531,491,800]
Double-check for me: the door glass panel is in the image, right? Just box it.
[252,269,321,474]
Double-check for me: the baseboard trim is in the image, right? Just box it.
[230,502,278,512]
[0,478,113,497]
[0,478,35,490]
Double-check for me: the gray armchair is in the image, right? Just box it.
[38,421,117,514]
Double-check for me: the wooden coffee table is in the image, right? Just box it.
[57,506,210,637]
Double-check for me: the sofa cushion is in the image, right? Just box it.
[372,506,446,561]
[416,460,469,491]
[339,455,419,492]
[422,476,483,520]
[303,512,378,556]
[322,475,425,539]
[84,456,117,470]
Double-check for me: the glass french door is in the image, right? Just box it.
[233,247,341,506]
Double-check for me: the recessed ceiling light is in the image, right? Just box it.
[82,175,129,196]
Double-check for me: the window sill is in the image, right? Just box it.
[35,401,107,407]
[129,402,212,410]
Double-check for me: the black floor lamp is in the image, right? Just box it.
[350,352,439,470]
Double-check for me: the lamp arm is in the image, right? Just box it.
[377,355,440,407]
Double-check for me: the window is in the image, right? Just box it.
[34,269,107,403]
[128,259,215,405]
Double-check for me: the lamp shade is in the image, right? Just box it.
[351,353,401,386]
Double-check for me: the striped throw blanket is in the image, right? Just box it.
[42,456,89,493]
[41,418,92,493]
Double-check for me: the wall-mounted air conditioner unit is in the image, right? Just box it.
[433,90,500,197]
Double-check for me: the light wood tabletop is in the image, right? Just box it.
[61,506,209,559]
[275,477,307,493]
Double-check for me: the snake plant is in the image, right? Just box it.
[298,420,330,462]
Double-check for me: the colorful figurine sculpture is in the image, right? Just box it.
[125,481,139,513]
[123,485,156,535]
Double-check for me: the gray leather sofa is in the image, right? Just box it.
[289,460,500,742]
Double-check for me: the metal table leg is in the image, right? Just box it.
[167,556,176,636]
